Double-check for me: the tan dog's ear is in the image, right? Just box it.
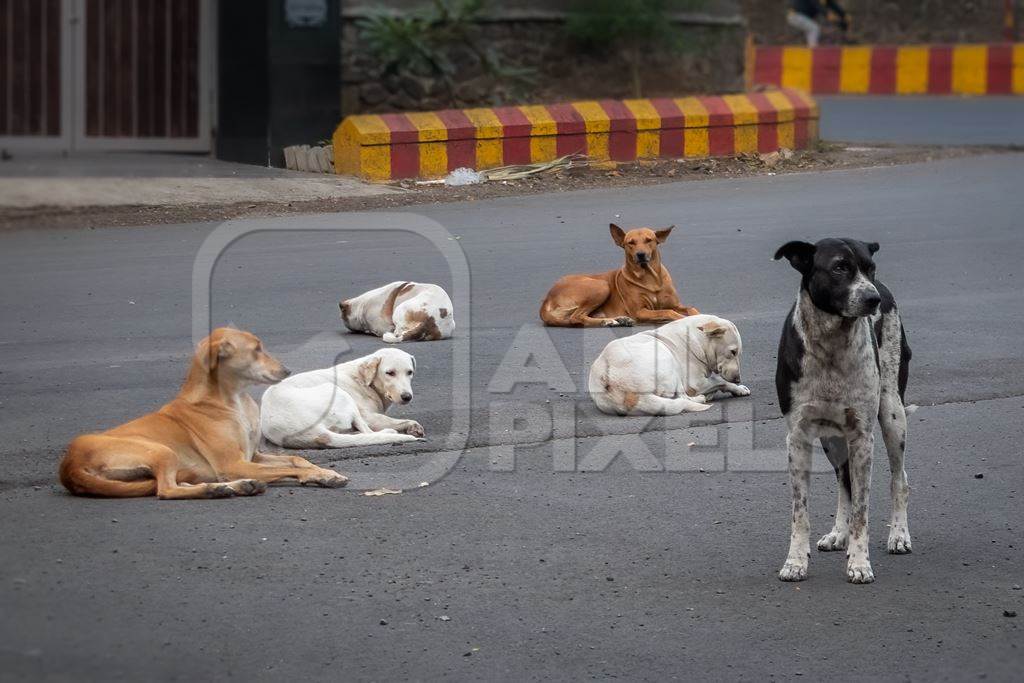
[698,321,726,337]
[610,223,626,247]
[357,355,381,386]
[655,225,674,243]
[198,337,235,372]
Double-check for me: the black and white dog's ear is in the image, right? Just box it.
[865,241,880,255]
[773,241,817,274]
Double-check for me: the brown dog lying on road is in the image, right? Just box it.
[59,327,348,499]
[539,224,700,327]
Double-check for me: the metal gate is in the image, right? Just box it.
[0,0,213,152]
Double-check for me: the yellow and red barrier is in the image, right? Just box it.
[333,89,819,182]
[749,43,1024,96]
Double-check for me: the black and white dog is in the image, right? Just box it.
[774,238,912,584]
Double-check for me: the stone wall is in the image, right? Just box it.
[740,0,1021,45]
[340,5,747,115]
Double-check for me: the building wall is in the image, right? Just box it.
[340,1,748,115]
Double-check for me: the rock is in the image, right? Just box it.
[974,473,984,479]
[359,82,389,107]
[1004,610,1017,617]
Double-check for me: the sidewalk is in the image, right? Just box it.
[0,152,399,210]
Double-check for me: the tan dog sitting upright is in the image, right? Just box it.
[539,224,700,327]
[59,327,348,499]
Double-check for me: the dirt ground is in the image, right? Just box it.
[0,143,1011,231]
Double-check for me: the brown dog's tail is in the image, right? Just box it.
[59,462,157,497]
[59,445,157,498]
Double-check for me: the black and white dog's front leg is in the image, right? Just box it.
[695,373,750,400]
[845,428,876,584]
[818,436,851,552]
[779,431,812,581]
[879,395,912,553]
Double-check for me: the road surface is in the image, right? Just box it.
[819,95,1024,146]
[1,153,1022,680]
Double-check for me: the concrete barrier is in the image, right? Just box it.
[749,43,1024,96]
[333,89,819,182]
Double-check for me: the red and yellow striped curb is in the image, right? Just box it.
[332,89,819,182]
[749,43,1024,95]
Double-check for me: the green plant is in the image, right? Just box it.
[566,0,704,98]
[357,0,533,106]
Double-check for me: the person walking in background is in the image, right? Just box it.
[787,0,851,46]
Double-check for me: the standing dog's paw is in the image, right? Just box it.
[404,421,426,438]
[846,562,875,584]
[778,560,808,582]
[887,527,913,554]
[608,317,634,327]
[817,529,848,552]
[732,384,751,397]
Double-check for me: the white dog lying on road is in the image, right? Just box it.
[340,281,454,343]
[588,314,749,415]
[260,348,425,448]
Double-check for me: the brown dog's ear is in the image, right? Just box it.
[198,337,235,373]
[654,225,674,243]
[609,223,626,247]
[357,354,381,386]
[698,321,726,337]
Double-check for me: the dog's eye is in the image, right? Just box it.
[386,370,396,377]
[627,240,636,246]
[645,238,653,243]
[833,262,851,274]
[407,370,413,376]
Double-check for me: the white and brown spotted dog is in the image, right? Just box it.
[774,238,913,584]
[340,281,454,343]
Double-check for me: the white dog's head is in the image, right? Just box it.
[357,348,417,405]
[697,317,743,384]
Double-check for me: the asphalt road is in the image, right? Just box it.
[2,153,1023,681]
[819,96,1024,145]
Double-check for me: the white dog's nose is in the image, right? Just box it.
[400,392,413,403]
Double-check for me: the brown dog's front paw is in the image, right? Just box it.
[609,317,635,327]
[205,483,238,499]
[405,421,425,438]
[231,479,268,496]
[301,468,349,488]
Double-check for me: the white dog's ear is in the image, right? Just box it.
[698,321,726,337]
[655,225,674,243]
[357,355,381,385]
[609,223,626,247]
[410,354,416,372]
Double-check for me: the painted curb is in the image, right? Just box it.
[749,43,1024,96]
[332,89,819,182]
